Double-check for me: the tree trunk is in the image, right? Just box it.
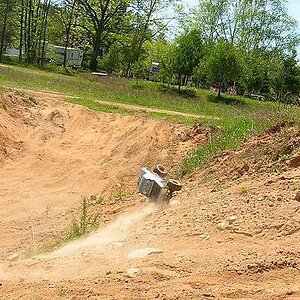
[63,0,77,68]
[24,0,28,61]
[41,0,50,65]
[0,3,10,62]
[19,0,25,63]
[89,32,101,71]
[217,86,221,98]
[26,0,33,63]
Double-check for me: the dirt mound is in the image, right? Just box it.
[0,90,206,260]
[0,92,33,164]
[194,122,300,185]
[3,91,300,299]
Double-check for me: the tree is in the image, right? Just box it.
[131,58,148,85]
[0,0,15,62]
[78,0,130,70]
[123,0,173,75]
[97,41,122,74]
[204,41,243,97]
[58,0,78,68]
[145,39,174,84]
[241,50,269,95]
[192,0,299,54]
[268,52,300,103]
[18,0,51,64]
[172,30,204,89]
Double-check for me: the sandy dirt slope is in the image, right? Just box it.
[1,91,300,300]
[0,91,205,261]
[2,159,300,300]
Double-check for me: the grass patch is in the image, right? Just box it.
[207,94,247,106]
[112,186,132,201]
[148,111,196,125]
[181,119,255,175]
[68,97,199,125]
[65,195,104,241]
[181,109,300,175]
[0,85,7,93]
[67,97,134,115]
[0,63,290,121]
[240,186,250,195]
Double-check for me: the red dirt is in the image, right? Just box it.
[1,91,300,300]
[0,90,205,260]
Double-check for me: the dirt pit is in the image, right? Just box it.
[2,90,300,300]
[0,90,205,260]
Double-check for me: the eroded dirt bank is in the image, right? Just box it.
[0,91,205,260]
[1,91,300,300]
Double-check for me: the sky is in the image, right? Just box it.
[183,0,300,55]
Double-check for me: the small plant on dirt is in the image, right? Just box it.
[240,186,249,195]
[270,164,283,174]
[112,186,132,201]
[65,195,104,241]
[14,90,26,97]
[212,181,225,192]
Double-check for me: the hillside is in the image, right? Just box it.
[0,92,299,299]
[0,66,300,299]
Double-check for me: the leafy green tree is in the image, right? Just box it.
[172,30,204,89]
[78,0,131,70]
[204,41,243,97]
[269,52,300,103]
[0,0,16,62]
[146,39,175,84]
[58,0,79,68]
[18,0,51,64]
[131,58,148,85]
[98,41,122,74]
[192,0,299,54]
[123,0,174,76]
[241,51,269,95]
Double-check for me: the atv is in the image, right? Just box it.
[138,165,182,202]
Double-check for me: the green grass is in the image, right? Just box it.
[66,195,104,241]
[0,63,279,121]
[67,98,196,125]
[1,63,299,175]
[148,111,196,125]
[181,119,255,175]
[67,97,135,115]
[0,85,6,93]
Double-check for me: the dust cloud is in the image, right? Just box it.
[46,204,157,258]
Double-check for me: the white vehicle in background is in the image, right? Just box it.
[5,44,83,68]
[148,62,160,81]
[138,165,182,202]
[5,48,20,57]
[46,43,83,67]
[249,94,265,101]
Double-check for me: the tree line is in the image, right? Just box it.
[0,0,299,102]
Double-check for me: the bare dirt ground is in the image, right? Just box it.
[1,91,300,300]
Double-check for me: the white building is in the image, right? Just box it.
[6,48,20,57]
[46,44,83,67]
[5,44,83,67]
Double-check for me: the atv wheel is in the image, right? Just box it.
[153,164,167,178]
[167,179,182,192]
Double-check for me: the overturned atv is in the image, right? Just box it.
[138,165,182,202]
